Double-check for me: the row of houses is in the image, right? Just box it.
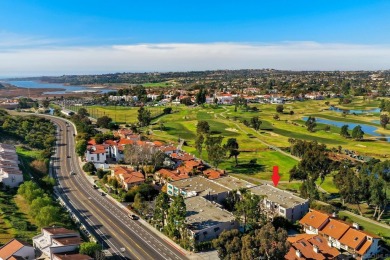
[290,210,381,260]
[0,143,24,188]
[0,227,91,260]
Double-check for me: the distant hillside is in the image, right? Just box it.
[0,83,5,89]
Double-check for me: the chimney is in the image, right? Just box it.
[313,245,319,253]
[352,223,360,230]
[296,250,302,258]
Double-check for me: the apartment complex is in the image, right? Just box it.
[168,175,310,244]
[0,143,24,188]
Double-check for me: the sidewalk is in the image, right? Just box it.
[78,157,218,260]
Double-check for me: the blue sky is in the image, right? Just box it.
[1,0,390,75]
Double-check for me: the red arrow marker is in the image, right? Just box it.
[272,166,280,187]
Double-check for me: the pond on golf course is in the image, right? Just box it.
[302,117,390,142]
[329,106,381,114]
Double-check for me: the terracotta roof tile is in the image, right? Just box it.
[357,240,372,255]
[339,228,366,249]
[299,210,330,229]
[0,239,26,260]
[319,219,350,240]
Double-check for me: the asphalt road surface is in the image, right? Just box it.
[46,115,187,260]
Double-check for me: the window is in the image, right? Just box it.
[280,208,285,214]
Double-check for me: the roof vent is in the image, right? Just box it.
[352,223,359,230]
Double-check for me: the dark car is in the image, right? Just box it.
[129,214,139,220]
[93,185,98,189]
[101,192,106,196]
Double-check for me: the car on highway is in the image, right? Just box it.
[101,192,106,196]
[70,171,76,175]
[129,214,139,220]
[67,155,71,158]
[93,185,98,189]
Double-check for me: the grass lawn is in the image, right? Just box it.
[0,191,39,245]
[15,146,44,181]
[316,175,339,194]
[142,81,175,87]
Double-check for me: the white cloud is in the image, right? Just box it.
[1,42,390,76]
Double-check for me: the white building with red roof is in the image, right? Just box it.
[33,227,84,260]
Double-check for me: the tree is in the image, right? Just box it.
[78,108,89,117]
[79,242,101,257]
[256,223,290,260]
[369,177,388,221]
[380,114,389,129]
[234,191,261,232]
[137,107,151,127]
[163,107,172,114]
[250,116,262,131]
[305,116,316,132]
[206,135,226,169]
[35,205,59,227]
[334,167,366,214]
[340,125,350,138]
[225,138,240,166]
[166,195,187,239]
[96,116,112,128]
[97,169,106,179]
[30,195,52,218]
[195,134,204,159]
[153,192,170,228]
[196,121,210,134]
[213,229,242,260]
[273,114,280,120]
[351,125,364,140]
[196,88,207,104]
[75,140,87,156]
[133,193,146,214]
[276,105,284,113]
[83,162,96,173]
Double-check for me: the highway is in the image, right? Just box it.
[47,115,188,260]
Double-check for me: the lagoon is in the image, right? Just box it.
[2,80,111,94]
[329,106,381,114]
[302,117,390,142]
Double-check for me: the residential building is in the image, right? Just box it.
[0,239,35,260]
[32,227,83,260]
[185,196,238,243]
[167,175,230,203]
[202,168,225,180]
[299,210,381,259]
[249,184,309,222]
[285,234,340,260]
[154,168,189,185]
[212,175,256,190]
[111,166,145,190]
[299,210,331,235]
[85,143,108,169]
[0,143,24,188]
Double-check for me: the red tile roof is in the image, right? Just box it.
[339,228,366,250]
[285,234,340,260]
[0,239,30,260]
[203,169,224,179]
[299,210,330,229]
[319,219,350,240]
[156,168,189,181]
